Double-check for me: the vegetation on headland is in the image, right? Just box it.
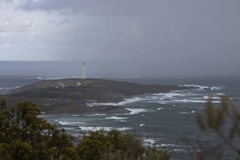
[0,98,170,160]
[6,78,191,114]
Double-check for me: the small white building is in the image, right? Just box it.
[53,81,65,88]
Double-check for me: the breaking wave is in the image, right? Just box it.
[182,84,224,91]
[87,97,145,107]
[125,108,149,115]
[179,111,195,115]
[105,116,128,120]
[87,88,225,108]
[58,121,85,126]
[86,83,225,108]
[0,86,22,94]
[78,127,131,131]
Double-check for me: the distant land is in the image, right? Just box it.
[3,78,192,114]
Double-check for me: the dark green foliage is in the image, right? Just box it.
[0,100,77,160]
[143,147,171,160]
[0,98,7,110]
[77,129,110,160]
[0,99,171,160]
[77,129,170,160]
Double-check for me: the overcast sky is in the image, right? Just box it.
[0,0,240,77]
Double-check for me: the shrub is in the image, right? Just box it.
[0,100,77,160]
[77,129,170,160]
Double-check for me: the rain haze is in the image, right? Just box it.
[0,0,240,78]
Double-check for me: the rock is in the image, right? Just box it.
[4,78,192,114]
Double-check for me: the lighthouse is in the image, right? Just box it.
[82,62,86,79]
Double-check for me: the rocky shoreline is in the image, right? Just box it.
[3,78,192,114]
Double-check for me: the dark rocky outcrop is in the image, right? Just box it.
[4,78,191,114]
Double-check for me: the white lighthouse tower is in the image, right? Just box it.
[82,62,86,79]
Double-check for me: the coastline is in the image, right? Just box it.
[3,78,193,114]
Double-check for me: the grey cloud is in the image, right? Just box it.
[0,19,11,33]
[1,0,240,77]
[19,0,88,11]
[18,0,160,17]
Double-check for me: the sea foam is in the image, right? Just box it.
[105,116,128,120]
[78,127,131,131]
[125,108,149,115]
[87,97,144,107]
[182,84,224,91]
[59,121,84,126]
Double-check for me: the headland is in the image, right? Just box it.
[4,78,191,114]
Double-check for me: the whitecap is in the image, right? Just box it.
[203,96,209,99]
[154,98,221,104]
[78,127,131,131]
[59,121,84,126]
[182,84,210,90]
[203,96,221,100]
[87,102,116,107]
[172,99,206,103]
[140,124,146,127]
[143,139,156,144]
[148,92,203,104]
[105,116,128,120]
[211,86,224,90]
[87,97,145,107]
[217,93,225,96]
[183,84,224,91]
[172,99,221,103]
[152,92,185,98]
[179,111,195,115]
[125,108,149,115]
[173,149,187,152]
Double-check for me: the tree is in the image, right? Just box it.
[0,99,170,160]
[77,129,170,160]
[0,100,77,160]
[77,129,110,160]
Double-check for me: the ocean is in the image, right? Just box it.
[0,75,240,159]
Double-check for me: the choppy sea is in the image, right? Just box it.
[0,75,240,159]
